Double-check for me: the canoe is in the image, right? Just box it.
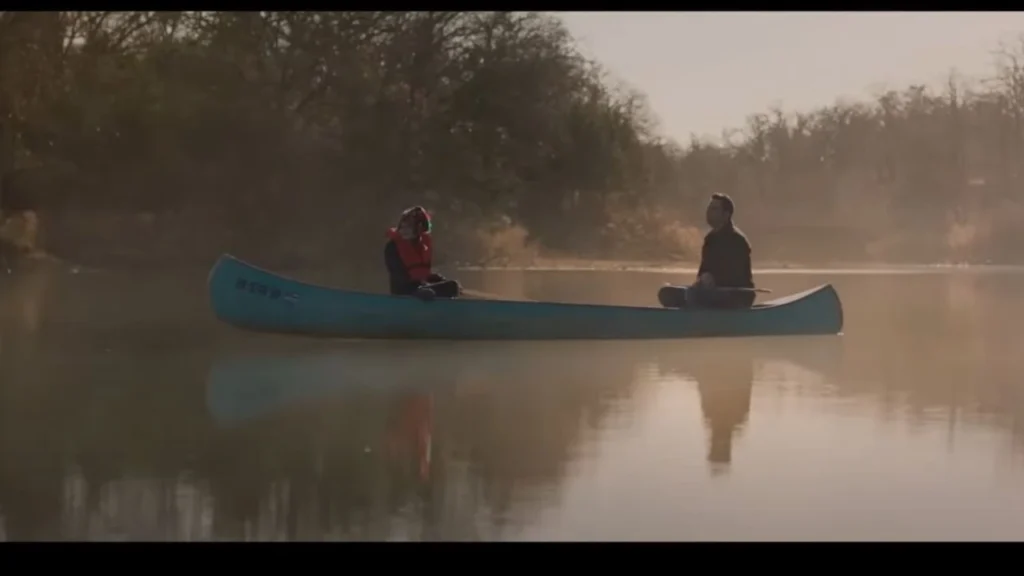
[207,254,844,340]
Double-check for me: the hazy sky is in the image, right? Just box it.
[558,12,1024,144]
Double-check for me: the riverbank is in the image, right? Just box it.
[456,256,1023,273]
[3,251,1020,277]
[2,210,1020,274]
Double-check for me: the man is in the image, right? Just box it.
[384,206,462,300]
[659,193,755,309]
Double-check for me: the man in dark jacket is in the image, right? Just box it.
[659,193,756,309]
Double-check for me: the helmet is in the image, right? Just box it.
[399,206,432,234]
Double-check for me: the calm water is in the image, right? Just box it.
[1,266,1024,541]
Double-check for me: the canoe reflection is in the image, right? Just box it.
[202,338,841,539]
[206,341,656,540]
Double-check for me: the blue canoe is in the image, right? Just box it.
[207,254,844,340]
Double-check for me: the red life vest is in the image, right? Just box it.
[387,228,433,282]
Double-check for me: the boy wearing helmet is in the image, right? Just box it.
[384,206,462,300]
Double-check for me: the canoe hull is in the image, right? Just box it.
[207,254,844,340]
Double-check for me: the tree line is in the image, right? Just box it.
[1,11,1023,268]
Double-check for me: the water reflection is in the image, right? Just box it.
[201,339,841,540]
[652,338,841,474]
[698,360,753,471]
[824,273,1024,442]
[0,308,845,542]
[204,341,653,540]
[6,267,1024,540]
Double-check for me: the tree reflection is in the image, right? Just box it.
[0,337,651,540]
[200,342,647,540]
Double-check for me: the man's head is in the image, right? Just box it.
[706,193,734,230]
[397,206,431,240]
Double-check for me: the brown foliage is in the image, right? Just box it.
[1,12,1023,267]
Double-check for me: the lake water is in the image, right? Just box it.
[1,266,1023,541]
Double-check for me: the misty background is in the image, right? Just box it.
[2,11,1024,275]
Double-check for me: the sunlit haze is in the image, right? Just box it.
[559,11,1024,142]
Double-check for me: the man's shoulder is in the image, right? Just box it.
[726,224,751,244]
[705,225,750,241]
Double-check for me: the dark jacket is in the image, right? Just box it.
[697,222,754,289]
[384,240,443,296]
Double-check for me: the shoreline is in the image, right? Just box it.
[3,252,1023,276]
[455,257,1024,274]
